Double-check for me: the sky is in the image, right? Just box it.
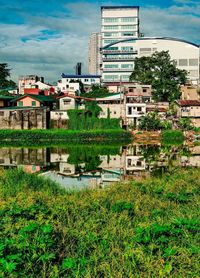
[0,0,200,83]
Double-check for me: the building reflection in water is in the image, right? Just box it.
[0,143,199,189]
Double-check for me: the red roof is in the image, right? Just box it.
[178,100,200,107]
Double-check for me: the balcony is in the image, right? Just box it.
[103,68,133,72]
[102,50,138,55]
[103,57,135,62]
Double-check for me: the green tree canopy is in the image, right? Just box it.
[0,63,16,89]
[130,51,187,102]
[83,85,110,98]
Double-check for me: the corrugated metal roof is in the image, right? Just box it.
[178,100,200,107]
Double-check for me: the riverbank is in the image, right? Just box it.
[0,168,199,277]
[0,129,132,145]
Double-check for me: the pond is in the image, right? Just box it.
[0,143,199,190]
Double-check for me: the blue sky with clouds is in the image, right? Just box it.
[0,0,199,82]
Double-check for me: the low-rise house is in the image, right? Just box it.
[95,93,124,119]
[0,106,49,129]
[105,82,152,95]
[176,100,200,127]
[11,94,56,110]
[0,95,14,107]
[125,97,146,128]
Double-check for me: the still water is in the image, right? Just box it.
[0,143,199,190]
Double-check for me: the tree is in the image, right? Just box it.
[84,85,110,98]
[178,117,194,131]
[130,51,187,102]
[0,63,16,89]
[85,100,102,117]
[138,112,161,131]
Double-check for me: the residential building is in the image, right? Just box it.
[96,93,124,119]
[60,74,101,87]
[18,75,44,94]
[11,94,56,110]
[88,32,102,75]
[101,5,140,82]
[102,37,200,84]
[176,100,200,127]
[57,79,80,94]
[181,85,200,100]
[106,83,152,95]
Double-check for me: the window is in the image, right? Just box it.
[140,48,151,55]
[179,59,188,66]
[103,25,118,30]
[103,18,118,23]
[121,64,133,69]
[107,47,118,51]
[128,159,132,166]
[121,17,137,22]
[137,107,142,112]
[18,101,23,107]
[104,32,119,37]
[104,64,119,68]
[63,99,71,105]
[143,89,147,92]
[189,59,198,66]
[32,101,36,107]
[122,32,136,37]
[114,111,116,114]
[137,161,142,166]
[104,75,119,81]
[128,107,132,115]
[0,111,4,116]
[121,46,133,51]
[121,25,136,30]
[104,39,118,44]
[121,75,130,81]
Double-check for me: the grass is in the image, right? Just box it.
[0,129,132,145]
[161,130,184,145]
[0,168,199,277]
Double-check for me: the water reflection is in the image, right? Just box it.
[0,143,199,190]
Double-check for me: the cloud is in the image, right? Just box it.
[0,0,199,83]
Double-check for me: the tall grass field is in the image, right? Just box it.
[0,168,199,277]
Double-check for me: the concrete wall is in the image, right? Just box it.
[181,85,200,100]
[0,108,47,129]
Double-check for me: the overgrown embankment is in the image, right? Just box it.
[161,130,184,145]
[0,168,199,277]
[0,129,132,146]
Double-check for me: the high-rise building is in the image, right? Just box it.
[88,32,101,75]
[101,6,140,83]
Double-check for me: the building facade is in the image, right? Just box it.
[88,32,102,75]
[102,37,200,85]
[101,6,140,82]
[18,75,44,94]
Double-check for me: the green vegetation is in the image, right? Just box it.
[0,129,132,145]
[130,51,187,102]
[83,84,112,98]
[0,63,16,89]
[178,117,194,131]
[161,130,184,145]
[0,168,199,277]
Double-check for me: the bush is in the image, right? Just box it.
[0,168,199,276]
